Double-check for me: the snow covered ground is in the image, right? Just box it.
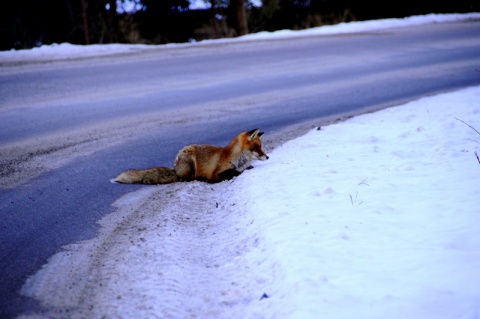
[13,13,480,319]
[236,87,480,319]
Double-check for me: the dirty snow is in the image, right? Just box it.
[12,13,480,319]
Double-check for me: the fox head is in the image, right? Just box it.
[246,128,269,161]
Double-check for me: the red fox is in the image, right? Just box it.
[113,128,269,184]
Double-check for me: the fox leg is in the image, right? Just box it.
[174,147,195,181]
[217,168,241,181]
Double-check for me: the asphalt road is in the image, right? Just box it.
[1,19,480,318]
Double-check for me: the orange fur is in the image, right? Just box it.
[114,129,268,184]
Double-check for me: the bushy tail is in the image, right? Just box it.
[112,167,179,184]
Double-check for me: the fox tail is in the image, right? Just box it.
[112,167,179,185]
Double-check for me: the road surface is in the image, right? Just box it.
[1,19,480,318]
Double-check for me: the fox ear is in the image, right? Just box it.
[247,128,260,140]
[258,132,264,139]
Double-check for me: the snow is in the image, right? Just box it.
[13,13,480,319]
[233,87,480,318]
[240,12,480,40]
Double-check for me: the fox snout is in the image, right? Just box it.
[256,152,269,160]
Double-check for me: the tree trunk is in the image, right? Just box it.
[107,0,120,43]
[81,0,90,44]
[232,0,248,36]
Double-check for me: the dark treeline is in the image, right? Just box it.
[1,0,479,51]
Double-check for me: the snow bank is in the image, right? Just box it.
[229,86,480,318]
[1,13,479,64]
[0,42,155,64]
[240,13,480,41]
